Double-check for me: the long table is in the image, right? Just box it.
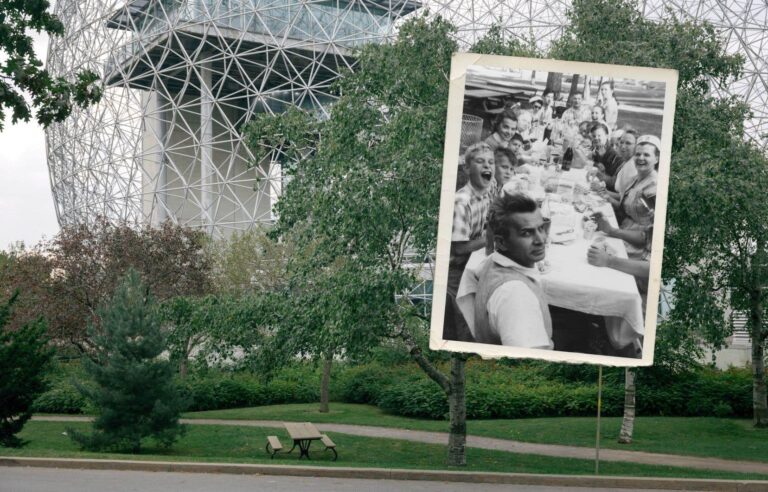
[456,169,645,352]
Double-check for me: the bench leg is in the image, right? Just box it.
[327,447,337,461]
[297,439,312,459]
[266,442,278,459]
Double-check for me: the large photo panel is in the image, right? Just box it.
[430,54,678,366]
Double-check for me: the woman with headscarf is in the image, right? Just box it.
[594,135,659,260]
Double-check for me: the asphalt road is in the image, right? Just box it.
[0,467,688,492]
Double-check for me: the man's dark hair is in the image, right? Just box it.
[493,147,518,167]
[488,192,538,240]
[510,132,525,144]
[589,121,610,136]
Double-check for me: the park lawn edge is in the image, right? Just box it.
[5,420,768,482]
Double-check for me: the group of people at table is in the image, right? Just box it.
[446,81,658,356]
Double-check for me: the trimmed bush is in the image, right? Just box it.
[32,384,87,414]
[33,357,758,420]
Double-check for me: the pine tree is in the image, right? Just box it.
[0,291,54,447]
[69,270,187,452]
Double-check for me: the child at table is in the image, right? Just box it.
[509,133,539,166]
[492,147,517,195]
[447,142,494,342]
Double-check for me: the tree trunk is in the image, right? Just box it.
[319,356,332,413]
[179,358,188,379]
[545,72,562,97]
[750,289,768,426]
[618,367,636,443]
[752,339,767,427]
[403,334,466,466]
[447,354,467,467]
[582,75,592,103]
[567,74,580,105]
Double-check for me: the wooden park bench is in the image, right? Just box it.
[266,435,283,458]
[320,434,337,461]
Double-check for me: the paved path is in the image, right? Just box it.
[33,416,768,475]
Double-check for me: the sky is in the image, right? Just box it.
[0,32,59,251]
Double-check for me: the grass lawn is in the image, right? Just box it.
[5,421,768,481]
[183,403,768,463]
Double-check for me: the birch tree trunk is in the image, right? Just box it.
[750,290,768,426]
[618,367,636,443]
[405,337,467,466]
[319,356,332,413]
[447,354,467,466]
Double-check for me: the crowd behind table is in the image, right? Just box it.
[446,81,659,357]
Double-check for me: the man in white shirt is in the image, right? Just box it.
[470,193,553,348]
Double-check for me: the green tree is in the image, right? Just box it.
[159,294,264,377]
[551,0,762,429]
[207,227,292,295]
[244,15,536,464]
[0,291,54,447]
[1,0,101,130]
[69,270,187,452]
[666,141,768,427]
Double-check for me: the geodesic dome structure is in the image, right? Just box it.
[46,0,768,235]
[45,0,418,235]
[426,0,768,146]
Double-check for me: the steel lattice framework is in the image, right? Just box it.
[426,0,768,146]
[46,1,768,233]
[46,0,418,235]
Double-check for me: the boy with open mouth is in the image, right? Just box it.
[445,142,495,342]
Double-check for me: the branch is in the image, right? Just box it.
[398,328,450,393]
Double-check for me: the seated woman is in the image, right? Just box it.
[484,109,517,151]
[516,110,537,147]
[590,104,606,123]
[530,95,546,127]
[593,135,659,261]
[595,127,639,202]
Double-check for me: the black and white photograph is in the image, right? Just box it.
[431,54,678,366]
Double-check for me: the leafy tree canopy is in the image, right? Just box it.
[1,0,101,130]
[555,0,767,425]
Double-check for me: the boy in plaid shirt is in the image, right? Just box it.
[445,142,494,341]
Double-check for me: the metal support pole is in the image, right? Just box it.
[200,61,214,234]
[595,365,603,475]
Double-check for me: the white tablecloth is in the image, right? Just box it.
[457,183,645,350]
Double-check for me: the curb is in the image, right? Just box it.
[2,457,768,491]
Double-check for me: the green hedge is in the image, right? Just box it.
[33,359,757,420]
[337,360,754,420]
[33,363,321,414]
[374,362,624,420]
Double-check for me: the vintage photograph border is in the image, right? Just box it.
[429,53,679,367]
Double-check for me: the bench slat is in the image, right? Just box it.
[321,434,335,448]
[266,435,283,458]
[267,435,283,450]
